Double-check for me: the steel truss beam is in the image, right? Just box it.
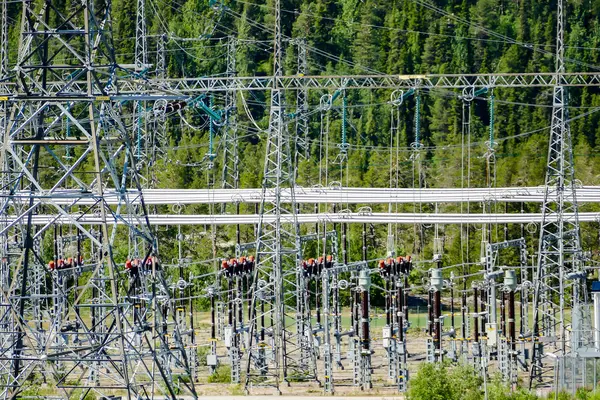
[7,72,600,99]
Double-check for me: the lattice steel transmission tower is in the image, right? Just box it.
[0,0,7,80]
[295,38,309,159]
[221,36,243,384]
[0,0,8,219]
[244,0,313,392]
[0,1,196,398]
[133,0,150,189]
[222,36,239,193]
[529,0,587,389]
[151,32,168,188]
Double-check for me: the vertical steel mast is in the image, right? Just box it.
[0,0,7,80]
[222,36,239,193]
[245,0,306,391]
[529,0,585,390]
[295,38,309,158]
[133,0,149,186]
[151,32,168,188]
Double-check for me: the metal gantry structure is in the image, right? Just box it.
[0,0,599,398]
[0,1,196,399]
[244,0,311,390]
[529,0,589,389]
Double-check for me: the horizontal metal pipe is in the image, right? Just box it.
[4,185,600,205]
[3,211,600,225]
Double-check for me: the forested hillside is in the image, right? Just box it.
[6,0,600,303]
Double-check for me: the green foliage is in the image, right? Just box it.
[407,363,452,400]
[487,378,538,400]
[562,388,600,400]
[207,365,232,383]
[587,390,600,400]
[409,366,600,400]
[408,364,551,400]
[407,362,482,400]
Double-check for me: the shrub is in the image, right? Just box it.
[408,362,482,400]
[408,363,541,400]
[208,365,231,383]
[407,363,453,400]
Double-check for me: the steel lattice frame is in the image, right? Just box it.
[244,0,315,391]
[295,38,309,159]
[0,1,196,398]
[529,0,587,389]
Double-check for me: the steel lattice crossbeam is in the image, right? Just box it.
[5,72,600,99]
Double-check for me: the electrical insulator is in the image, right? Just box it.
[386,257,395,277]
[241,256,250,274]
[238,256,247,275]
[230,258,239,276]
[379,260,387,278]
[314,258,320,275]
[359,269,371,291]
[379,259,395,279]
[163,101,187,113]
[126,259,140,275]
[396,256,404,275]
[221,260,231,278]
[247,256,255,273]
[301,260,309,277]
[317,256,324,275]
[325,255,333,269]
[430,268,443,292]
[401,255,412,274]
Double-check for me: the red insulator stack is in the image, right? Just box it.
[243,256,255,275]
[125,259,140,275]
[380,255,413,280]
[221,259,230,277]
[302,258,316,277]
[222,256,255,278]
[301,255,334,277]
[403,255,413,274]
[379,259,392,279]
[48,256,85,271]
[325,255,333,269]
[124,256,159,273]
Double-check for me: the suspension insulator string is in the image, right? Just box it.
[341,90,348,156]
[209,95,215,166]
